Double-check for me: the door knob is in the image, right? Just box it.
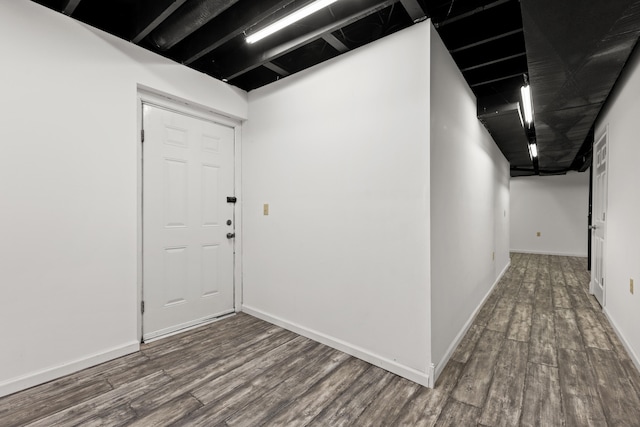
[226,232,236,239]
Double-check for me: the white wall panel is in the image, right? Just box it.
[510,172,589,257]
[243,23,432,384]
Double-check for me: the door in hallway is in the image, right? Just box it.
[142,103,235,341]
[591,129,607,306]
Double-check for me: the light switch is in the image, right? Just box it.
[263,203,269,216]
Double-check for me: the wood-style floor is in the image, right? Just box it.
[2,253,640,426]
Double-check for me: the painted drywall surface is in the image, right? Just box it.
[429,25,511,368]
[0,1,247,394]
[243,23,432,376]
[510,172,589,256]
[595,43,640,365]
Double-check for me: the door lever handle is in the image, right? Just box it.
[226,232,236,239]
[589,225,597,230]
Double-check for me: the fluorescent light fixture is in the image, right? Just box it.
[517,101,525,128]
[529,143,538,158]
[246,0,339,44]
[520,84,533,125]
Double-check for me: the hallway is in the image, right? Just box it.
[1,253,639,426]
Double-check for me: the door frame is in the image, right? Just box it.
[136,87,243,342]
[589,125,608,304]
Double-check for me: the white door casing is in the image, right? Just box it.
[142,103,235,341]
[591,128,608,307]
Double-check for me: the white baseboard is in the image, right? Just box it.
[432,260,511,382]
[0,341,140,398]
[510,249,588,257]
[241,305,432,388]
[603,308,640,373]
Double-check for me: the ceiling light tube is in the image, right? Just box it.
[529,142,538,159]
[520,84,534,125]
[246,0,339,44]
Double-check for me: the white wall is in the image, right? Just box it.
[429,26,511,370]
[596,43,640,368]
[510,172,590,256]
[0,0,247,396]
[243,23,432,385]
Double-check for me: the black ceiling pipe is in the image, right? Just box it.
[149,0,242,50]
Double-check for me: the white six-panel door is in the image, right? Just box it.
[142,103,235,341]
[591,130,608,307]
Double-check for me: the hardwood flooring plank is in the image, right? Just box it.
[435,398,481,426]
[393,388,448,427]
[0,379,113,427]
[575,308,612,350]
[223,351,350,426]
[533,280,553,313]
[351,375,421,426]
[486,297,515,333]
[0,352,146,416]
[506,302,532,342]
[450,325,484,364]
[451,329,504,407]
[563,394,608,427]
[80,403,137,427]
[565,284,593,309]
[479,340,528,427]
[111,324,283,389]
[552,285,572,309]
[394,362,464,427]
[25,371,172,427]
[128,393,203,427]
[520,363,564,427]
[557,349,606,426]
[176,344,337,426]
[587,348,640,426]
[474,290,502,327]
[142,313,259,356]
[501,279,522,299]
[266,358,371,426]
[528,310,557,366]
[554,309,584,351]
[516,281,536,304]
[308,366,395,427]
[131,331,303,413]
[190,335,316,405]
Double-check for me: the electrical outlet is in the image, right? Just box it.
[536,232,541,237]
[631,278,634,295]
[263,204,269,216]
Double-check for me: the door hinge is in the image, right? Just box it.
[141,129,145,143]
[141,300,145,314]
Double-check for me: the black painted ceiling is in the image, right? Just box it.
[32,0,640,176]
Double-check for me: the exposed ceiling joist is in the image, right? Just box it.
[131,0,189,44]
[450,29,522,53]
[399,0,426,22]
[62,0,81,16]
[460,52,526,72]
[224,0,397,80]
[470,72,523,87]
[263,61,291,76]
[180,0,297,65]
[434,0,512,27]
[150,0,242,50]
[322,33,349,53]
